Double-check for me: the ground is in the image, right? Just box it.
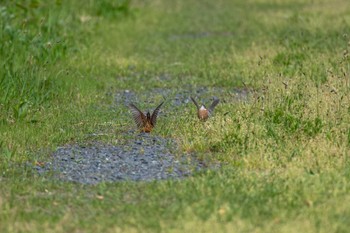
[1,0,350,232]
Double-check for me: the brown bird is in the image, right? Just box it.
[190,97,220,121]
[128,101,164,133]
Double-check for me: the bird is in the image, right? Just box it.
[128,101,164,133]
[190,97,220,121]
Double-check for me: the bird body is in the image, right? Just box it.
[191,97,219,121]
[129,102,163,133]
[198,105,209,120]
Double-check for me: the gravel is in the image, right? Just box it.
[36,133,205,184]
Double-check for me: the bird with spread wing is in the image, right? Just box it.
[190,97,220,121]
[128,102,164,133]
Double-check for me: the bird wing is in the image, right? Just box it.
[129,104,146,128]
[190,97,200,110]
[209,98,220,113]
[151,101,164,126]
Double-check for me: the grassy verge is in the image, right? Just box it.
[1,0,350,232]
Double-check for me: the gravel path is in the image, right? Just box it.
[115,86,249,107]
[35,86,244,184]
[36,134,204,184]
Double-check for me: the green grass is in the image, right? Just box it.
[1,0,350,232]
